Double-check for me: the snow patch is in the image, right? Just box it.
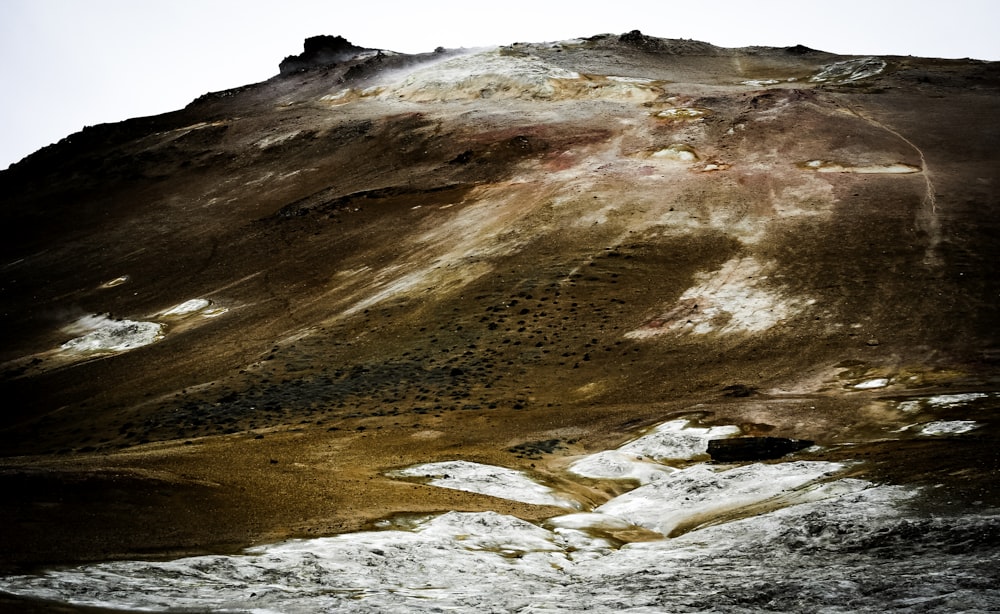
[546,512,633,532]
[159,299,210,316]
[854,378,890,390]
[569,419,740,483]
[617,419,741,462]
[319,89,351,102]
[801,159,920,174]
[159,298,229,318]
[919,420,981,436]
[56,299,226,357]
[601,482,915,564]
[391,460,580,509]
[255,131,301,149]
[159,298,227,319]
[626,257,805,338]
[650,144,698,162]
[926,392,990,407]
[7,407,993,614]
[897,392,990,414]
[551,38,586,47]
[381,50,664,103]
[568,450,677,484]
[596,461,848,537]
[416,511,561,554]
[59,315,163,354]
[573,203,618,227]
[99,275,129,288]
[0,483,959,613]
[607,76,654,84]
[385,49,581,102]
[654,107,708,120]
[809,57,886,83]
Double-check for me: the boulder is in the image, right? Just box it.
[707,437,814,462]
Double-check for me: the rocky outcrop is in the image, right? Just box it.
[279,35,372,75]
[619,30,661,50]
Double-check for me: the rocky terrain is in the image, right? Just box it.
[0,32,998,612]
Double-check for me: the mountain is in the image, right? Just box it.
[1,32,999,611]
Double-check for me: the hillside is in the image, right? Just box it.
[1,32,998,611]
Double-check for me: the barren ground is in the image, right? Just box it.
[0,34,998,611]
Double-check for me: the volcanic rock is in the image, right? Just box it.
[278,34,372,74]
[707,437,815,462]
[619,29,660,49]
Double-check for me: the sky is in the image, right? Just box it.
[1,0,998,170]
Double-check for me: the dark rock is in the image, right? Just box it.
[722,384,756,397]
[279,35,371,75]
[449,150,473,165]
[619,30,660,50]
[708,437,814,462]
[785,44,818,55]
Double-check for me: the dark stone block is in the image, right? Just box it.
[707,437,814,462]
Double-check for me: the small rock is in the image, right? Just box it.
[722,384,756,398]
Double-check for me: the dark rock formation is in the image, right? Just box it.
[708,437,815,462]
[785,44,819,55]
[722,384,757,398]
[619,30,661,50]
[279,35,371,75]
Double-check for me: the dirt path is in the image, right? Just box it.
[841,100,942,267]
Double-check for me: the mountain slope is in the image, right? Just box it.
[0,33,998,607]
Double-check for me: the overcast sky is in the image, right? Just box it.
[2,0,998,169]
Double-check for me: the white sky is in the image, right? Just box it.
[1,0,998,169]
